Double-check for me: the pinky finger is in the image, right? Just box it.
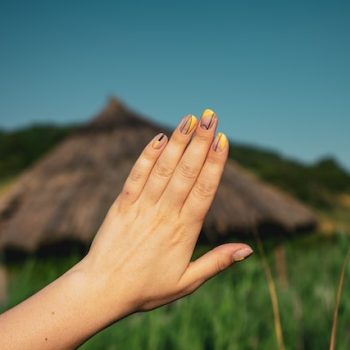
[119,133,168,206]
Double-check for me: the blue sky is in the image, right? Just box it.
[0,0,349,169]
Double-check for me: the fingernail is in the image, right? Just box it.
[232,247,253,262]
[179,114,197,135]
[213,132,228,152]
[152,133,167,149]
[200,109,216,130]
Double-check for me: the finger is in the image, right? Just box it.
[119,133,168,206]
[178,244,253,293]
[180,132,229,222]
[139,114,197,203]
[160,109,218,210]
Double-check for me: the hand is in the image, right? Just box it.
[0,109,253,350]
[83,109,253,316]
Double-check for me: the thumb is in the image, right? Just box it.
[179,243,253,293]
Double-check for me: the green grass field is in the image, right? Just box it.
[1,126,350,349]
[2,233,350,350]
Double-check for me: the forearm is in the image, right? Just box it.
[0,110,253,349]
[0,257,128,350]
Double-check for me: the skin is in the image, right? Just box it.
[0,109,253,349]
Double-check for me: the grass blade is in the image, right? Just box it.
[253,227,285,350]
[329,242,350,350]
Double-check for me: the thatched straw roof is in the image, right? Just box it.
[0,98,318,251]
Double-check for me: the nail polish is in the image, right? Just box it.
[152,133,167,149]
[232,247,253,262]
[200,109,216,130]
[213,132,228,152]
[179,115,197,135]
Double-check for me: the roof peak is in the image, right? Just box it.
[87,97,131,128]
[104,96,126,114]
[83,97,158,132]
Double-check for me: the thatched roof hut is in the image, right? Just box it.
[0,98,318,252]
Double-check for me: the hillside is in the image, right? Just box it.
[0,124,349,211]
[0,125,73,180]
[231,144,350,208]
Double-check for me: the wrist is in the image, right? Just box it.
[68,254,135,326]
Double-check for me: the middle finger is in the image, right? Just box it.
[159,109,217,211]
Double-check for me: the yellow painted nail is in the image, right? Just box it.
[179,115,197,135]
[203,108,215,117]
[200,109,216,130]
[213,132,228,152]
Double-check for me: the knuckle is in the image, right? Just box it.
[178,161,198,180]
[121,185,134,198]
[156,204,177,223]
[156,211,171,224]
[182,285,194,296]
[179,281,198,296]
[181,203,206,223]
[206,154,220,165]
[119,186,137,208]
[216,256,231,272]
[154,161,174,179]
[192,180,216,199]
[109,194,135,216]
[190,211,206,223]
[195,133,211,144]
[172,132,190,145]
[142,150,155,163]
[129,167,144,183]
